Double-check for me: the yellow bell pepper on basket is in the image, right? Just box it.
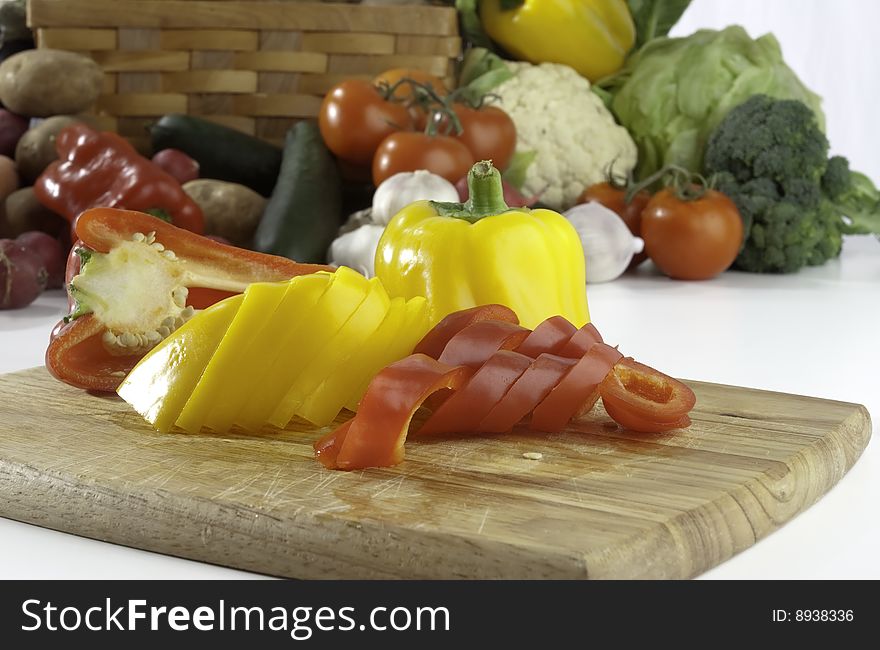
[375,161,590,330]
[478,0,635,82]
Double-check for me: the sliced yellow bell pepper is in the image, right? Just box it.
[375,161,589,330]
[299,293,431,426]
[118,267,434,434]
[344,295,430,412]
[269,275,390,427]
[479,0,635,82]
[176,280,289,434]
[116,294,243,433]
[233,272,335,431]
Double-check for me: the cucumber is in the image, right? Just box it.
[149,114,283,197]
[253,120,343,264]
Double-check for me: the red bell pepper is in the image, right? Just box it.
[47,207,331,392]
[417,350,532,436]
[598,358,696,432]
[476,353,576,434]
[314,355,472,471]
[34,123,204,234]
[529,342,623,432]
[315,307,697,471]
[514,315,577,358]
[413,304,519,359]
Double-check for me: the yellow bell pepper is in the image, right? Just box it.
[118,268,432,434]
[479,0,635,82]
[117,294,243,432]
[269,274,390,428]
[176,281,288,433]
[233,272,335,431]
[344,295,430,412]
[375,161,590,330]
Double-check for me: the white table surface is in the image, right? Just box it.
[1,236,878,580]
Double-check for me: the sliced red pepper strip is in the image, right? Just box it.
[45,314,143,392]
[530,342,623,432]
[437,320,530,370]
[514,315,577,358]
[477,353,577,434]
[313,420,352,470]
[558,322,603,358]
[602,399,692,433]
[413,304,519,359]
[314,354,472,470]
[47,208,332,393]
[416,350,533,437]
[598,357,696,427]
[75,208,328,285]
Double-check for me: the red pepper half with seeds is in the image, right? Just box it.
[34,123,204,234]
[46,208,331,393]
[315,306,696,471]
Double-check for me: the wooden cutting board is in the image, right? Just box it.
[0,367,870,579]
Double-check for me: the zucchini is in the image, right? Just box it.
[253,120,343,264]
[149,114,282,197]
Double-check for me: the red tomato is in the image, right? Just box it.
[453,104,516,171]
[579,182,651,269]
[151,148,199,184]
[372,68,448,101]
[416,104,516,172]
[374,69,448,127]
[598,357,696,432]
[641,188,743,280]
[372,131,474,185]
[319,80,413,166]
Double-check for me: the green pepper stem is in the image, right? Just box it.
[466,160,509,214]
[430,161,516,222]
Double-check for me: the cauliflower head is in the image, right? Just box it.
[494,62,637,210]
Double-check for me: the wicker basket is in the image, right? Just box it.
[27,0,461,151]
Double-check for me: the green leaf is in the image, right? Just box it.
[455,0,496,50]
[627,0,692,48]
[502,150,537,190]
[590,84,614,109]
[144,208,173,223]
[459,47,513,87]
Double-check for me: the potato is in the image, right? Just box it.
[2,186,65,238]
[0,154,18,201]
[183,179,267,247]
[14,115,83,183]
[0,109,29,157]
[0,49,102,117]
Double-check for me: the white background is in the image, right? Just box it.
[673,0,880,181]
[0,0,878,579]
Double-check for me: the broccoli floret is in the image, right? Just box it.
[704,95,828,195]
[705,94,880,273]
[822,155,851,199]
[822,156,880,234]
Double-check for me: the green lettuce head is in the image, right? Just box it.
[602,26,824,179]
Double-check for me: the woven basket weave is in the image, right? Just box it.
[28,0,461,150]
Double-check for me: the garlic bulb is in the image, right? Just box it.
[564,201,644,283]
[328,224,385,278]
[372,170,459,225]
